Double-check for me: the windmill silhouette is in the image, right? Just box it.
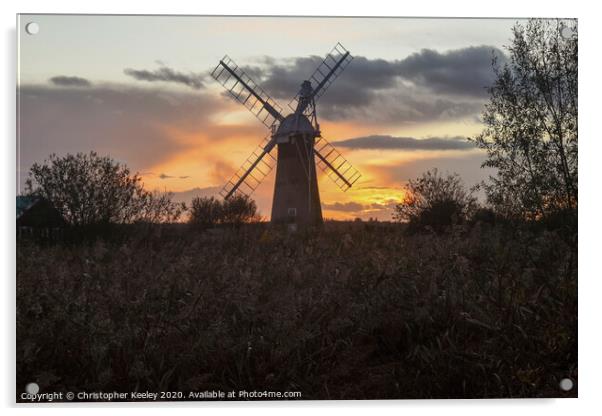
[211,43,361,226]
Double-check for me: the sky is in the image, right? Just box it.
[17,14,525,220]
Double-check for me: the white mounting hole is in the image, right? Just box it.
[560,23,575,39]
[559,378,574,391]
[25,382,39,394]
[25,22,39,35]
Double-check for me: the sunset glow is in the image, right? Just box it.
[17,14,516,220]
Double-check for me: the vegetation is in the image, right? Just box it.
[472,19,578,220]
[26,152,186,226]
[16,222,576,399]
[16,19,577,401]
[189,194,260,228]
[393,169,477,232]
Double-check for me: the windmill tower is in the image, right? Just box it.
[211,43,361,226]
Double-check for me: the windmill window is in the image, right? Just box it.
[288,208,297,217]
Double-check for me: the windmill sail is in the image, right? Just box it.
[220,134,277,199]
[314,136,361,192]
[288,43,353,115]
[211,55,284,129]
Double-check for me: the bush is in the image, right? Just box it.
[222,194,260,225]
[416,199,465,230]
[471,207,498,225]
[393,169,477,232]
[189,194,260,228]
[189,196,223,229]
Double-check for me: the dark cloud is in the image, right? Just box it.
[332,135,475,151]
[397,46,507,97]
[246,55,395,112]
[124,66,205,90]
[49,76,92,87]
[254,55,404,102]
[255,46,505,100]
[17,84,232,189]
[239,45,505,124]
[313,87,484,125]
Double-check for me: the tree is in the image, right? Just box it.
[393,169,477,231]
[25,152,185,226]
[188,194,260,228]
[472,19,577,220]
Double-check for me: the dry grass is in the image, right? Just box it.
[16,222,577,400]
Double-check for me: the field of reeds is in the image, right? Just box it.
[16,221,577,400]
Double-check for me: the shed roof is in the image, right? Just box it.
[16,196,40,219]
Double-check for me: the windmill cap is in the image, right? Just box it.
[275,113,316,137]
[299,80,313,97]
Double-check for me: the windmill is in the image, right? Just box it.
[211,43,361,226]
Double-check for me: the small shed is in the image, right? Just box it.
[17,196,66,239]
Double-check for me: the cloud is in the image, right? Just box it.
[239,45,505,124]
[369,200,400,210]
[124,65,205,90]
[332,135,475,151]
[49,76,92,87]
[322,201,365,212]
[255,46,505,100]
[317,88,484,125]
[372,152,494,192]
[210,160,237,184]
[169,186,221,205]
[355,185,401,191]
[396,46,507,96]
[321,199,402,220]
[158,173,191,180]
[17,84,231,189]
[253,55,401,104]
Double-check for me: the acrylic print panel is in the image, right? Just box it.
[16,14,578,402]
